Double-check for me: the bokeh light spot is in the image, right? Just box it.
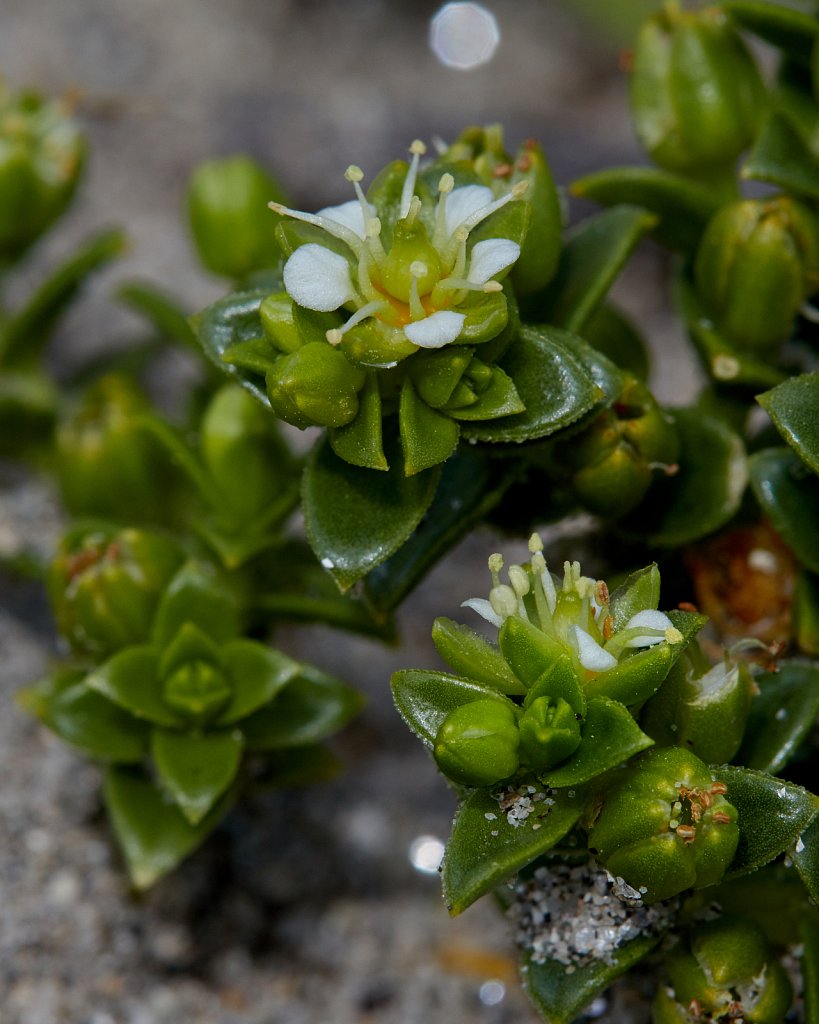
[430,3,500,70]
[408,834,445,874]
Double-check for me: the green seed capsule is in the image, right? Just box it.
[266,342,366,429]
[587,747,739,902]
[631,4,764,177]
[0,79,85,259]
[655,916,793,1024]
[433,699,520,787]
[48,526,184,659]
[695,196,819,356]
[187,155,285,279]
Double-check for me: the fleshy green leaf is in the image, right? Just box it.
[87,647,181,728]
[217,640,300,724]
[586,610,707,706]
[390,669,514,748]
[737,661,819,774]
[460,325,601,444]
[446,365,525,421]
[442,785,586,914]
[583,304,650,382]
[743,111,819,199]
[523,934,661,1024]
[795,816,819,906]
[302,432,440,591]
[151,728,243,824]
[399,377,460,475]
[362,448,511,612]
[431,617,526,695]
[0,228,126,369]
[329,372,387,471]
[527,205,657,333]
[749,447,819,573]
[191,288,271,404]
[20,672,148,763]
[609,564,661,632]
[720,765,819,879]
[620,408,747,547]
[151,561,240,648]
[572,166,719,253]
[240,665,363,749]
[722,0,819,62]
[103,765,234,889]
[758,373,819,474]
[544,697,654,789]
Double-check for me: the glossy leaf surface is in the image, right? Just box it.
[431,617,525,695]
[152,728,243,824]
[722,0,819,61]
[737,661,819,774]
[191,288,271,404]
[794,816,819,906]
[87,647,179,728]
[749,447,819,573]
[758,373,819,474]
[391,669,513,748]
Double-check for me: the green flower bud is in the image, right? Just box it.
[519,695,582,771]
[434,699,520,787]
[587,747,739,903]
[162,659,232,725]
[654,917,793,1024]
[631,4,764,177]
[265,342,366,429]
[48,526,184,659]
[379,221,441,302]
[200,384,296,523]
[187,155,285,279]
[0,79,85,260]
[695,196,819,356]
[56,374,174,522]
[641,650,753,763]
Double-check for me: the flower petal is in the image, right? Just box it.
[283,244,356,312]
[623,609,675,648]
[467,238,521,284]
[461,598,503,628]
[574,626,618,672]
[444,185,494,239]
[317,199,373,241]
[404,310,466,349]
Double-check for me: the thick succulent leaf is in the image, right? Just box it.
[302,432,440,591]
[572,167,719,253]
[399,377,460,475]
[609,564,661,632]
[362,448,512,612]
[390,669,514,748]
[217,640,301,724]
[151,728,243,825]
[20,672,148,763]
[749,447,819,573]
[240,665,363,749]
[151,561,240,648]
[737,661,819,774]
[190,288,271,404]
[523,934,661,1024]
[329,372,387,471]
[549,328,625,408]
[586,611,707,706]
[583,304,650,382]
[446,366,525,421]
[743,112,819,199]
[527,205,657,333]
[722,0,819,61]
[103,765,234,890]
[676,275,787,390]
[544,697,654,789]
[460,325,601,444]
[0,228,126,369]
[757,373,819,474]
[431,617,526,695]
[620,408,747,547]
[720,765,819,879]
[442,785,587,914]
[87,647,181,728]
[795,816,819,906]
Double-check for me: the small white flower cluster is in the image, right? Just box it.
[510,862,675,968]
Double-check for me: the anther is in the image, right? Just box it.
[528,533,544,553]
[325,328,343,346]
[508,565,530,598]
[512,180,530,198]
[665,627,684,644]
[438,172,454,194]
[489,584,519,621]
[712,812,732,825]
[409,139,427,156]
[483,281,503,292]
[410,260,428,279]
[530,552,546,574]
[710,781,728,796]
[344,165,365,183]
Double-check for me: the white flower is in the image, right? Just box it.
[269,140,526,355]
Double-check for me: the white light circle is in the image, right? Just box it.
[430,3,500,70]
[479,979,506,1006]
[408,834,445,874]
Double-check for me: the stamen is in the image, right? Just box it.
[404,194,422,228]
[433,173,455,248]
[436,276,502,294]
[325,299,388,344]
[446,179,529,249]
[508,564,531,622]
[365,217,387,262]
[399,139,427,219]
[528,533,544,554]
[344,165,378,244]
[488,552,504,587]
[529,551,553,629]
[408,268,426,322]
[268,201,363,256]
[357,247,382,304]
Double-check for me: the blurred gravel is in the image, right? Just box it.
[0,2,689,1021]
